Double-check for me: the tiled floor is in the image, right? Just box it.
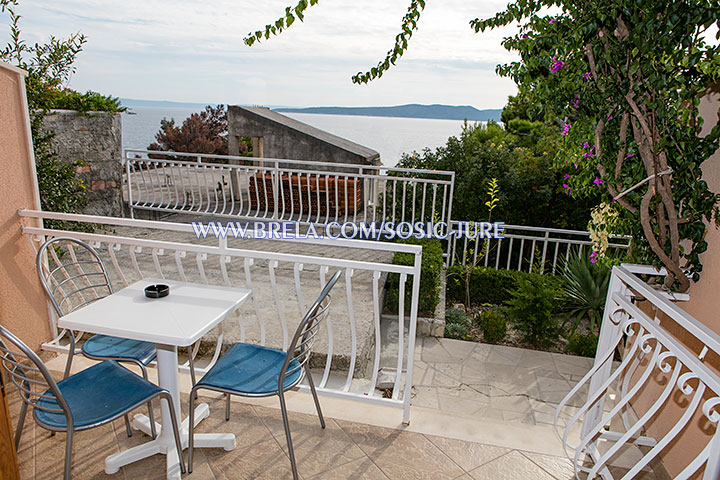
[412,338,592,426]
[9,388,579,480]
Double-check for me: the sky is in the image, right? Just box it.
[0,1,521,109]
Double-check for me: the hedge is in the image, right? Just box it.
[386,238,444,316]
[446,265,564,307]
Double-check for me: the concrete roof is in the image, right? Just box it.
[238,106,380,162]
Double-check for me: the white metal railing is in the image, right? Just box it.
[123,149,454,229]
[446,221,632,273]
[555,264,720,479]
[19,209,422,423]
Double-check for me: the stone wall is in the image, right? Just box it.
[41,110,123,217]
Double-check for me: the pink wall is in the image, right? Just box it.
[0,62,51,350]
[685,85,720,323]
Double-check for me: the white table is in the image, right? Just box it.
[57,277,252,479]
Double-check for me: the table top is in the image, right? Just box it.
[57,278,251,347]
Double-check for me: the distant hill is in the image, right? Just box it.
[274,104,502,121]
[119,98,284,110]
[120,98,208,109]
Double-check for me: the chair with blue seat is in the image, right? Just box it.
[35,237,198,440]
[0,325,185,480]
[188,270,342,480]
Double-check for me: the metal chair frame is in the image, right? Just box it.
[35,237,198,441]
[188,270,342,480]
[0,325,185,480]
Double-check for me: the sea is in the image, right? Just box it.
[121,106,477,167]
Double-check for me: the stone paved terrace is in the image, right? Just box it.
[412,338,591,426]
[8,343,663,479]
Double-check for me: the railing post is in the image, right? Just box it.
[125,154,134,219]
[403,246,422,424]
[540,231,550,274]
[581,269,628,438]
[273,162,280,220]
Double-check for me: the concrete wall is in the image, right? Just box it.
[227,106,380,168]
[0,62,51,350]
[41,110,123,217]
[627,86,720,478]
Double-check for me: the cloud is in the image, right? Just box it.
[0,0,519,108]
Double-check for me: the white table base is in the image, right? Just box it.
[104,345,236,479]
[104,406,235,479]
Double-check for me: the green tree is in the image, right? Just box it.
[473,1,720,291]
[397,118,599,229]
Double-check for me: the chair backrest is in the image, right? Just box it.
[280,270,342,383]
[0,325,71,420]
[36,237,113,317]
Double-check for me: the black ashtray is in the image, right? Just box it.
[145,284,170,298]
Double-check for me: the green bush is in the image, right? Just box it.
[478,310,507,344]
[447,265,564,307]
[444,321,470,340]
[566,333,598,358]
[386,238,444,316]
[44,89,125,113]
[507,276,561,347]
[445,307,469,326]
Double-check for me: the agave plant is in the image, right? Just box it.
[560,251,612,334]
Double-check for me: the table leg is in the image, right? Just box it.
[105,344,235,479]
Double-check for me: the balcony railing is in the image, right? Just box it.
[123,149,455,229]
[19,209,422,423]
[555,264,720,479]
[446,221,632,274]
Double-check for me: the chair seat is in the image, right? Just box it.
[34,361,163,430]
[82,334,156,366]
[197,343,302,396]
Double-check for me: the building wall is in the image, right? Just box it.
[227,106,380,168]
[41,110,123,217]
[627,86,720,478]
[0,62,51,350]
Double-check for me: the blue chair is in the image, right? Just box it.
[188,270,342,480]
[35,238,198,440]
[0,325,185,480]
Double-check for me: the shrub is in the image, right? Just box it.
[444,320,470,340]
[507,276,560,348]
[566,333,598,358]
[560,252,612,334]
[478,310,507,344]
[386,238,444,316]
[148,104,232,158]
[445,307,469,326]
[446,265,564,307]
[44,89,125,113]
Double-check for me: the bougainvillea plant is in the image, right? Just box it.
[473,1,720,292]
[246,0,720,292]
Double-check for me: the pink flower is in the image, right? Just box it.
[590,251,599,263]
[583,148,594,158]
[549,18,557,24]
[573,98,580,108]
[582,72,592,81]
[550,57,567,73]
[626,153,634,158]
[564,174,571,180]
[563,183,570,189]
[561,123,571,135]
[593,177,603,186]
